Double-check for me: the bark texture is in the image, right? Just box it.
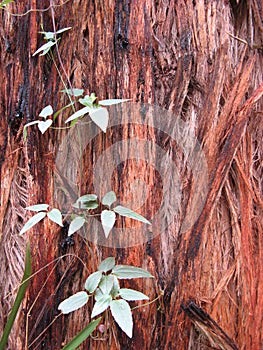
[0,0,262,349]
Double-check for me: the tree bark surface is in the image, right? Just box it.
[0,1,262,349]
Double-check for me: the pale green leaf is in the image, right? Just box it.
[98,275,114,295]
[102,191,117,207]
[89,108,109,133]
[19,212,46,235]
[26,204,49,212]
[79,93,97,106]
[39,31,55,40]
[113,205,151,224]
[91,294,112,318]
[38,120,53,134]
[56,27,72,35]
[99,99,131,106]
[84,271,102,293]
[47,208,63,227]
[111,276,120,297]
[68,216,86,236]
[119,288,149,301]
[65,106,94,123]
[98,257,115,273]
[111,265,153,279]
[110,299,133,338]
[32,40,56,56]
[58,291,89,314]
[61,88,84,97]
[0,0,14,7]
[101,210,116,238]
[94,288,103,301]
[73,194,98,210]
[39,105,53,118]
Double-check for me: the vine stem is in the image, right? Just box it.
[50,0,76,106]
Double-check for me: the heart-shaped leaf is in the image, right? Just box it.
[89,108,109,133]
[39,105,53,119]
[101,210,116,238]
[68,216,86,236]
[47,208,63,227]
[38,120,53,134]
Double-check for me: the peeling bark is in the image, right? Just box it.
[0,1,262,349]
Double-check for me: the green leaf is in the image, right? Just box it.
[47,208,63,227]
[65,106,94,123]
[102,191,117,207]
[19,212,47,235]
[61,88,84,97]
[111,265,154,279]
[23,121,40,140]
[119,288,149,301]
[99,99,131,106]
[91,294,112,318]
[84,271,102,293]
[113,205,151,224]
[101,210,116,238]
[26,204,49,212]
[58,291,89,314]
[38,120,53,134]
[73,194,98,210]
[89,108,109,133]
[39,105,53,119]
[56,27,72,35]
[0,243,31,350]
[94,288,103,301]
[111,276,120,297]
[79,93,97,106]
[39,31,55,40]
[68,216,86,236]
[0,0,14,7]
[32,40,56,56]
[61,318,101,350]
[98,257,115,273]
[110,299,133,338]
[98,275,114,295]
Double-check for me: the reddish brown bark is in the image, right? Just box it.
[0,1,262,349]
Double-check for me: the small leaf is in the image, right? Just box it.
[61,88,84,97]
[111,276,120,297]
[111,265,153,279]
[79,93,97,106]
[65,106,94,123]
[0,0,14,7]
[68,216,86,236]
[119,288,149,301]
[58,291,89,314]
[56,27,72,35]
[61,318,101,350]
[98,275,114,295]
[91,294,112,318]
[32,40,56,56]
[73,194,98,210]
[110,299,133,338]
[85,271,102,293]
[101,210,116,238]
[47,208,63,227]
[98,257,115,273]
[89,108,109,133]
[102,191,117,207]
[23,121,40,140]
[113,205,151,224]
[99,99,131,106]
[39,31,55,40]
[19,212,47,235]
[38,120,53,134]
[39,105,53,118]
[94,288,103,301]
[26,204,49,212]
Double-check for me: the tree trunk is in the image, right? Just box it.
[0,1,262,349]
